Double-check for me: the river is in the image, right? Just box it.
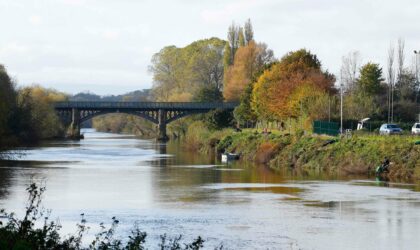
[0,129,419,249]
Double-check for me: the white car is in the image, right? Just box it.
[379,124,403,135]
[412,123,420,135]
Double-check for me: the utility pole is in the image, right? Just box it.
[415,50,419,122]
[328,97,331,122]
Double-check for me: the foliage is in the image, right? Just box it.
[252,49,335,122]
[204,109,234,130]
[71,90,151,102]
[223,41,274,101]
[234,82,258,124]
[357,63,384,96]
[150,38,226,102]
[0,65,67,151]
[192,85,223,102]
[0,65,17,147]
[0,183,211,250]
[17,85,68,140]
[343,92,377,120]
[183,125,420,181]
[93,114,156,138]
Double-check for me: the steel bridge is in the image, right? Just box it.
[54,101,238,141]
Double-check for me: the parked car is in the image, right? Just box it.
[412,123,420,135]
[379,124,403,135]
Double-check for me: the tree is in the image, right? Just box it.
[251,49,335,122]
[0,65,17,146]
[149,38,226,102]
[223,41,274,101]
[224,19,254,67]
[387,44,395,122]
[238,27,245,47]
[244,19,254,45]
[16,85,68,140]
[193,85,223,102]
[234,82,257,124]
[227,22,240,65]
[341,51,361,91]
[357,63,384,96]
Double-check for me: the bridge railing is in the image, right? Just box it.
[54,101,239,110]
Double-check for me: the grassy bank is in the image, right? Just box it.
[183,121,420,181]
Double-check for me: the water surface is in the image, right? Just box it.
[0,129,419,249]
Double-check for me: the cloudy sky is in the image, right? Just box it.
[0,0,419,95]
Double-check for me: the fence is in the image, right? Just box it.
[313,120,339,136]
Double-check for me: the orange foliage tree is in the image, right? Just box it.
[252,49,335,121]
[223,41,273,101]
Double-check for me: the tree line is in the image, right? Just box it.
[0,66,155,151]
[149,20,420,133]
[0,65,68,151]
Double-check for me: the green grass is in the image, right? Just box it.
[183,125,420,181]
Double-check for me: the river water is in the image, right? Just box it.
[0,129,419,249]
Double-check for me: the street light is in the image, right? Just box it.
[340,72,344,134]
[415,50,419,122]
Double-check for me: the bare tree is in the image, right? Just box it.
[340,51,361,91]
[397,38,405,86]
[244,18,254,45]
[387,43,395,123]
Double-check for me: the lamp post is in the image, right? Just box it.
[415,50,419,122]
[340,83,343,134]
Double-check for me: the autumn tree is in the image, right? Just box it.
[223,19,254,67]
[251,49,335,122]
[16,85,68,140]
[223,41,274,101]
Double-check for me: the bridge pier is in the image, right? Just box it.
[157,109,169,142]
[54,102,238,141]
[68,108,81,139]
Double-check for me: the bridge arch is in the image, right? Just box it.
[54,101,238,141]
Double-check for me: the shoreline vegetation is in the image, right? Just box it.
[182,121,420,182]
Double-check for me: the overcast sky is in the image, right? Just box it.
[0,0,419,95]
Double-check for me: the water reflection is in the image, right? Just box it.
[0,129,419,249]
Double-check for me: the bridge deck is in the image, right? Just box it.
[54,101,238,110]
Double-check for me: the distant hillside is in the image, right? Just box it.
[70,89,152,102]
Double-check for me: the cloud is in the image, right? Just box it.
[103,30,120,40]
[0,43,29,55]
[28,15,42,25]
[200,0,262,24]
[61,0,87,6]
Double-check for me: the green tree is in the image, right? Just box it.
[223,43,233,68]
[357,63,384,96]
[234,82,257,124]
[193,85,223,102]
[150,38,226,102]
[238,27,245,47]
[0,65,16,144]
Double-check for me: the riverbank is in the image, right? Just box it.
[184,122,420,181]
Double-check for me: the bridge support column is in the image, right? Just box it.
[68,108,81,139]
[157,109,169,142]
